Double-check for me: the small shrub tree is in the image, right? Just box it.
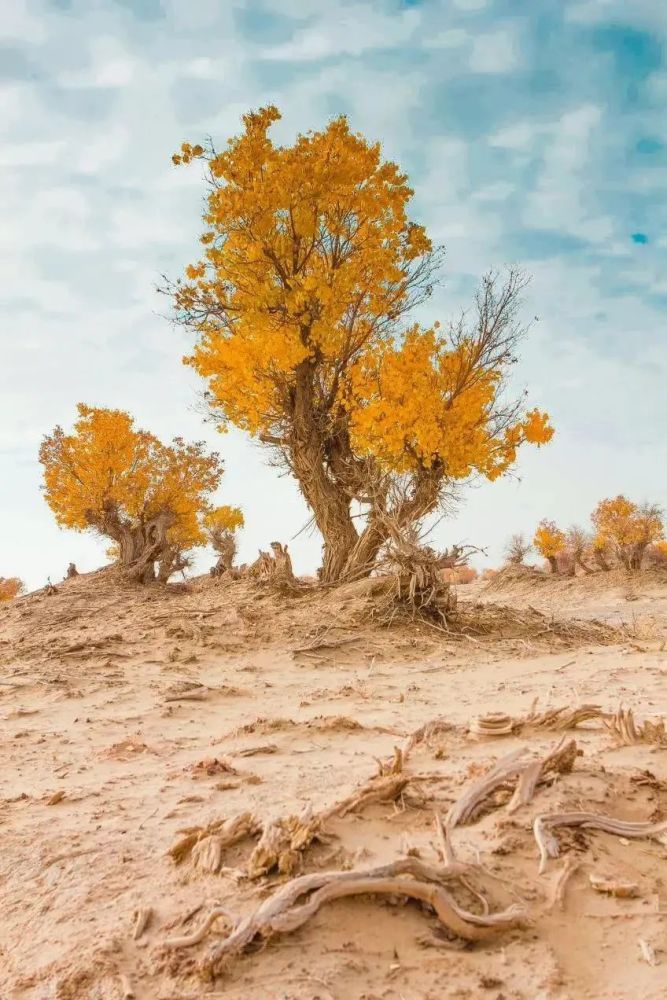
[39,404,241,583]
[592,496,664,571]
[533,520,566,574]
[503,533,531,566]
[0,577,24,601]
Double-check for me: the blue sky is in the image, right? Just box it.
[1,0,666,588]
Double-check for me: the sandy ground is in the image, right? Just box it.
[1,568,667,999]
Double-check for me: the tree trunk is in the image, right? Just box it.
[288,362,360,583]
[593,550,610,571]
[547,555,559,574]
[91,503,176,584]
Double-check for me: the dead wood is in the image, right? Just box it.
[133,906,154,940]
[533,811,667,874]
[447,739,577,829]
[162,858,529,970]
[603,706,667,746]
[588,873,639,898]
[549,856,579,911]
[168,813,261,872]
[470,704,604,739]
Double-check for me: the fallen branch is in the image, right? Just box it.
[533,811,667,874]
[447,740,577,829]
[162,858,529,971]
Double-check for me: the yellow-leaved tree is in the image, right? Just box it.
[0,577,24,602]
[170,107,553,582]
[39,404,242,583]
[533,520,567,574]
[592,496,663,571]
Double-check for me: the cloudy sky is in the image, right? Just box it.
[2,0,666,590]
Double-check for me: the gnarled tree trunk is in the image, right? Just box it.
[91,502,176,584]
[286,364,444,584]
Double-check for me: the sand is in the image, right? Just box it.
[1,567,667,999]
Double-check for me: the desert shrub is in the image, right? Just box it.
[533,520,566,574]
[503,533,531,566]
[0,577,24,602]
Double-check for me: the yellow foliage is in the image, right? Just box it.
[174,107,553,484]
[39,404,231,558]
[533,520,566,559]
[0,577,24,602]
[592,496,663,549]
[346,327,553,477]
[203,505,244,533]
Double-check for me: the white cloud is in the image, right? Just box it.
[57,36,137,89]
[260,5,420,61]
[423,28,469,49]
[468,29,519,73]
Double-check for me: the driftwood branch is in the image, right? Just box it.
[161,858,529,970]
[533,811,667,875]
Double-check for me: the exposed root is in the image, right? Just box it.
[174,858,531,972]
[533,811,667,874]
[168,760,413,881]
[447,739,577,829]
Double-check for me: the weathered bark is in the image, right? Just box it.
[546,555,559,574]
[209,529,236,577]
[287,362,360,583]
[90,502,175,584]
[593,549,610,572]
[286,361,445,583]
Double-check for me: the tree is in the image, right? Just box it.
[533,519,566,574]
[205,505,245,576]
[592,496,664,571]
[564,525,592,574]
[169,107,553,583]
[0,577,24,602]
[39,404,241,583]
[504,533,531,566]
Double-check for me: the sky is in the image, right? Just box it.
[1,0,666,590]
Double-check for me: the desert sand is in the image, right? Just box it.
[2,568,667,999]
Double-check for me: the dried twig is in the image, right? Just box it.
[549,856,579,911]
[133,906,154,940]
